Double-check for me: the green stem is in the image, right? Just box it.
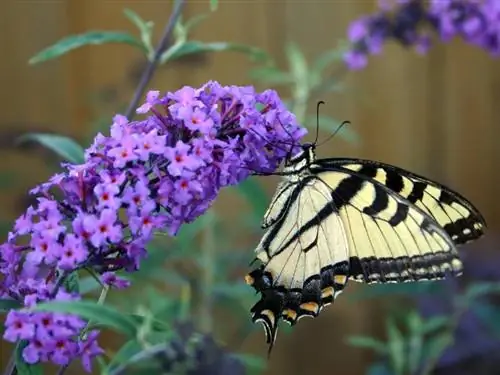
[198,214,215,333]
[2,345,17,375]
[124,0,185,120]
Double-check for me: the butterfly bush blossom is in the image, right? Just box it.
[344,0,500,70]
[0,81,307,371]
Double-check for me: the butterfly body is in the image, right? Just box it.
[245,142,486,354]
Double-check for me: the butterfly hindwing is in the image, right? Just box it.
[261,180,300,229]
[246,175,350,353]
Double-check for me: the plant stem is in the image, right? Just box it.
[2,346,17,375]
[124,0,186,120]
[198,213,216,333]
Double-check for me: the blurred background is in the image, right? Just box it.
[1,1,500,375]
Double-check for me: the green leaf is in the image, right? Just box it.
[312,46,347,77]
[31,300,138,337]
[421,316,449,334]
[106,339,142,372]
[233,178,269,222]
[63,271,80,294]
[184,14,209,34]
[464,282,500,301]
[420,332,453,365]
[123,9,154,58]
[285,41,308,86]
[29,31,145,64]
[17,133,85,164]
[210,0,219,11]
[406,311,423,375]
[304,114,360,144]
[248,66,294,85]
[470,302,500,337]
[386,318,405,375]
[347,336,387,355]
[313,79,346,95]
[129,314,171,333]
[15,341,44,375]
[161,41,269,64]
[0,298,22,312]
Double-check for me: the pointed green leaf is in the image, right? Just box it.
[312,46,347,77]
[470,302,500,337]
[123,9,154,57]
[29,31,145,64]
[420,332,453,365]
[31,300,138,336]
[106,339,142,372]
[347,336,388,355]
[248,66,294,85]
[386,318,405,375]
[17,133,85,164]
[15,341,44,375]
[313,79,346,95]
[161,41,269,64]
[184,14,209,34]
[96,356,110,375]
[0,298,22,312]
[421,316,449,334]
[406,311,423,375]
[129,314,171,333]
[464,282,500,301]
[285,41,308,85]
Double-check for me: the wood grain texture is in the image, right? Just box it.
[0,1,497,374]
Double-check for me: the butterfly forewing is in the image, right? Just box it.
[322,158,487,245]
[314,166,463,283]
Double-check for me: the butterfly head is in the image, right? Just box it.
[284,142,316,173]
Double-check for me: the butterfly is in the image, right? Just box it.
[245,101,487,355]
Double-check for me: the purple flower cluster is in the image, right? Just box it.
[344,0,500,70]
[0,81,306,371]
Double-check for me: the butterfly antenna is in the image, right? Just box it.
[314,100,325,146]
[317,120,351,148]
